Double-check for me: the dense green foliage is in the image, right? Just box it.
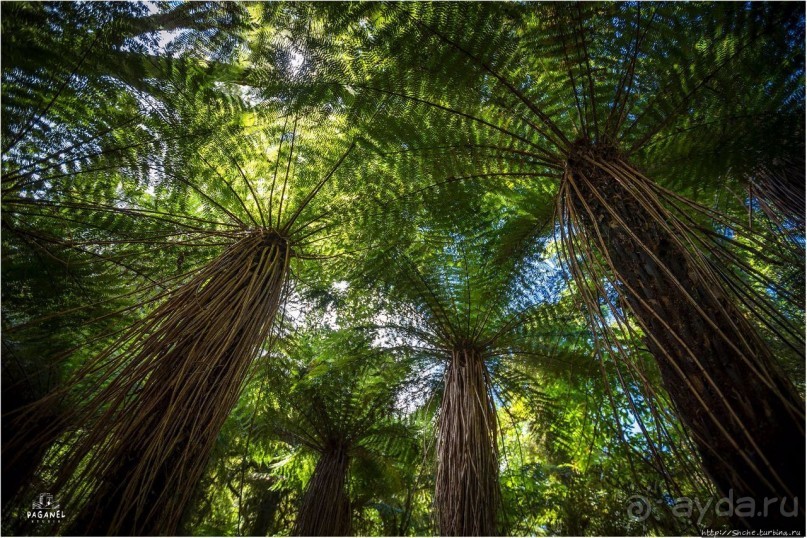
[1,2,804,536]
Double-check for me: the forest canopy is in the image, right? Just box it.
[1,2,805,537]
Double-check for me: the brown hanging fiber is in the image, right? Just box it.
[558,142,805,531]
[15,229,292,536]
[435,346,499,536]
[292,442,352,537]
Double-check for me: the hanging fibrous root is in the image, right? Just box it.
[558,139,805,531]
[13,227,292,536]
[747,158,806,249]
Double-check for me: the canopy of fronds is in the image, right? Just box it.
[1,2,803,537]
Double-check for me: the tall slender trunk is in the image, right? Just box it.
[566,146,805,531]
[293,443,351,537]
[62,231,291,536]
[246,478,283,537]
[435,347,499,536]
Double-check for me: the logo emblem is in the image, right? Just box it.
[32,493,59,510]
[27,493,64,521]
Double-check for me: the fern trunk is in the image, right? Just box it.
[293,443,351,537]
[247,481,283,537]
[61,231,291,535]
[568,149,805,531]
[435,347,499,536]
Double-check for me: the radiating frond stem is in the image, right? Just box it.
[226,152,267,228]
[4,29,103,154]
[350,83,560,162]
[276,115,299,230]
[4,196,241,230]
[573,3,599,139]
[623,20,778,155]
[157,166,247,227]
[2,115,140,179]
[267,114,290,228]
[404,10,571,152]
[606,4,656,136]
[282,140,357,234]
[196,151,260,228]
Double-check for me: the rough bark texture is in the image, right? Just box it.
[68,380,220,536]
[293,444,351,537]
[568,146,805,531]
[435,347,499,536]
[67,233,290,536]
